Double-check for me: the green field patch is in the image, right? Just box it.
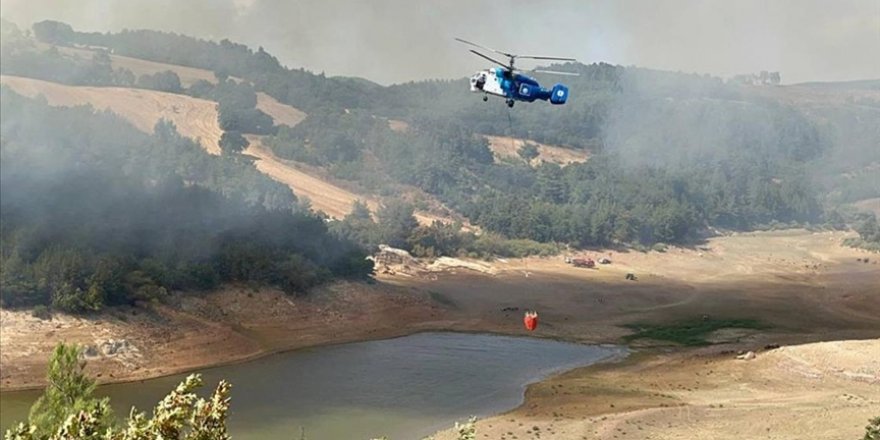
[622,318,767,346]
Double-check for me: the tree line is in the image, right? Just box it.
[330,201,559,259]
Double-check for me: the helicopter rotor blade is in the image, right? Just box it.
[531,69,580,76]
[518,55,578,61]
[455,37,515,58]
[468,49,512,71]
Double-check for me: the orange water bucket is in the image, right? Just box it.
[523,311,538,331]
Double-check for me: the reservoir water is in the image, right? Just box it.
[0,332,624,439]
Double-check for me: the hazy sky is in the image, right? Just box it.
[2,0,878,84]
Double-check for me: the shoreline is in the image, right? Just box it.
[429,338,880,440]
[0,321,628,393]
[1,329,635,439]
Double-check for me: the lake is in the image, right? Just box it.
[0,332,624,439]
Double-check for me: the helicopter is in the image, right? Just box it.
[456,38,578,108]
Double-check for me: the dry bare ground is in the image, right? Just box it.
[255,92,307,127]
[485,135,589,166]
[0,305,259,390]
[0,74,223,154]
[418,230,880,440]
[388,119,410,132]
[0,282,444,390]
[433,339,879,440]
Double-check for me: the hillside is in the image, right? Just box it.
[3,20,879,250]
[244,136,379,218]
[244,137,459,225]
[0,72,454,224]
[255,92,307,127]
[0,74,223,154]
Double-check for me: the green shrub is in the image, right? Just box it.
[467,234,560,258]
[31,305,51,320]
[517,143,540,161]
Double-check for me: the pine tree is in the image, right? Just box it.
[27,343,113,439]
[377,200,419,250]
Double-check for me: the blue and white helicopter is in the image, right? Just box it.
[456,38,578,108]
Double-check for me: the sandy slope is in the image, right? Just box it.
[0,75,223,154]
[388,119,410,132]
[485,135,589,166]
[244,136,456,224]
[256,92,307,127]
[244,136,379,218]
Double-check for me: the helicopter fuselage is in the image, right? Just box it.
[469,67,569,106]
